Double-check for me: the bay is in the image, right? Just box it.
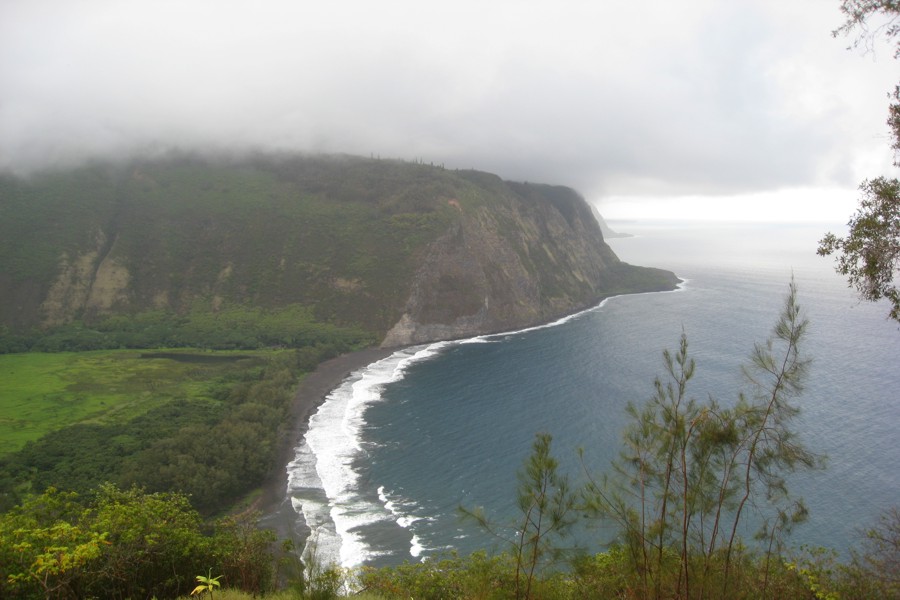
[287,220,900,568]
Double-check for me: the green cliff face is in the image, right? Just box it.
[0,154,678,347]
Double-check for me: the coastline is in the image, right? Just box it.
[254,279,682,550]
[254,277,682,557]
[257,345,396,548]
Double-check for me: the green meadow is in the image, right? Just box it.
[0,349,266,456]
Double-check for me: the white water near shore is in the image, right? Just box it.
[286,286,686,568]
[287,343,455,568]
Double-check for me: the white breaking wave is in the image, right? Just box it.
[378,485,437,559]
[475,294,622,342]
[286,445,343,564]
[473,286,688,343]
[287,343,453,568]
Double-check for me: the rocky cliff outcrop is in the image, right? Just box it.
[381,177,677,346]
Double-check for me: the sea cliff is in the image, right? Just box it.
[0,154,678,346]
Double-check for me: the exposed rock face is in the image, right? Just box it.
[40,248,102,327]
[39,231,131,326]
[381,180,676,346]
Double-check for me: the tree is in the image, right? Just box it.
[580,332,700,598]
[0,488,105,599]
[582,281,822,599]
[212,512,276,593]
[820,1,900,322]
[832,1,900,56]
[848,506,900,597]
[818,177,900,320]
[461,433,577,599]
[790,506,900,598]
[84,484,212,599]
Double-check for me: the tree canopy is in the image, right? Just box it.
[819,1,900,322]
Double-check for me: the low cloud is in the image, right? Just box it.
[1,0,896,205]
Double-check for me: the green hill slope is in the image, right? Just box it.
[0,153,678,348]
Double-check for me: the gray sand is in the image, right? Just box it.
[256,346,396,551]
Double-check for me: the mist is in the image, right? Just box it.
[2,0,897,216]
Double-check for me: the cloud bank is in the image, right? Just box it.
[1,0,897,209]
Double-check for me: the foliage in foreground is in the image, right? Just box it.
[819,177,900,321]
[579,281,820,599]
[460,433,577,599]
[357,518,900,600]
[821,1,900,322]
[0,485,275,599]
[364,282,894,599]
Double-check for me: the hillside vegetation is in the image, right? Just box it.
[0,153,677,349]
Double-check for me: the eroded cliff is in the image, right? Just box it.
[382,177,676,345]
[0,155,678,347]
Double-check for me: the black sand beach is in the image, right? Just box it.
[256,346,396,550]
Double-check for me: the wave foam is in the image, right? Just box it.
[287,345,451,568]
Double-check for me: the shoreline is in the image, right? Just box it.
[256,345,396,550]
[254,281,683,554]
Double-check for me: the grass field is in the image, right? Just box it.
[0,349,269,456]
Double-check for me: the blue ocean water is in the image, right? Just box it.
[286,220,900,568]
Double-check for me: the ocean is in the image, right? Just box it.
[285,220,900,569]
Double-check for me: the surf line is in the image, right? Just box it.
[287,280,686,568]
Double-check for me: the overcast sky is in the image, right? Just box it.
[1,0,897,220]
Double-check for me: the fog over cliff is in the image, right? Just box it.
[1,0,897,219]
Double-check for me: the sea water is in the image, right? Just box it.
[286,220,900,568]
